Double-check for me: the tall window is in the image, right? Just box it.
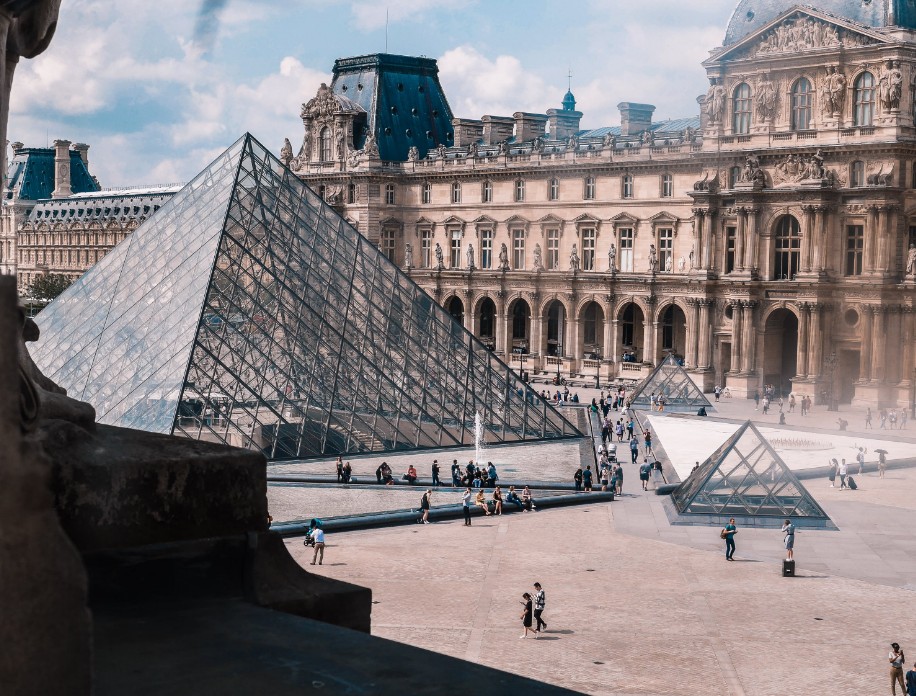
[657,228,673,272]
[850,160,865,187]
[512,229,525,269]
[584,177,596,200]
[853,72,875,127]
[622,175,633,199]
[548,178,559,201]
[619,228,634,272]
[451,181,461,204]
[420,229,432,267]
[729,166,741,189]
[774,215,801,280]
[845,225,864,275]
[385,183,395,205]
[515,179,525,202]
[348,183,357,204]
[582,303,600,348]
[320,127,332,161]
[546,229,560,270]
[480,229,493,269]
[482,180,492,203]
[662,173,673,198]
[791,78,813,131]
[621,304,636,346]
[450,229,461,268]
[661,306,678,351]
[725,225,737,274]
[422,182,431,204]
[581,228,596,271]
[733,83,752,134]
[380,228,396,262]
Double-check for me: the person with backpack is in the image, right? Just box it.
[905,659,916,696]
[722,518,737,561]
[630,437,639,464]
[639,459,651,491]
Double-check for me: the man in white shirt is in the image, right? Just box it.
[462,487,472,526]
[309,526,326,566]
[838,459,848,489]
[533,582,547,633]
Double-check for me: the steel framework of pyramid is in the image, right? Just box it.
[628,354,712,412]
[671,420,831,523]
[31,133,582,460]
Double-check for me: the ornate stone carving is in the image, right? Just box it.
[907,244,916,276]
[772,150,828,184]
[323,185,343,206]
[821,66,847,116]
[466,243,476,270]
[279,138,293,167]
[749,15,872,57]
[705,79,726,123]
[755,76,778,121]
[533,243,543,271]
[407,146,419,162]
[302,83,338,122]
[648,244,658,273]
[693,171,719,192]
[498,243,509,271]
[434,242,444,269]
[569,244,580,272]
[866,162,894,186]
[738,154,766,188]
[602,132,616,148]
[879,60,903,111]
[607,243,616,273]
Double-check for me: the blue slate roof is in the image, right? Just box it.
[578,116,700,139]
[724,1,916,45]
[331,53,454,161]
[5,147,99,202]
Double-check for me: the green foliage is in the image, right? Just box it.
[27,273,73,303]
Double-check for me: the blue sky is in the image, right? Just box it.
[10,0,738,186]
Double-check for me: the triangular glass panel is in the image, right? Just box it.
[672,420,831,522]
[628,354,712,412]
[32,133,583,460]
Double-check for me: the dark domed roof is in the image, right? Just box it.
[562,89,577,112]
[724,1,916,45]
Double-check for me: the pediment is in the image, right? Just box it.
[707,7,888,64]
[610,212,638,225]
[441,215,467,227]
[648,211,679,223]
[536,213,564,225]
[380,216,402,229]
[505,214,530,229]
[414,216,436,228]
[473,214,497,226]
[573,213,601,225]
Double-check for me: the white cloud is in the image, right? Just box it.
[350,0,474,32]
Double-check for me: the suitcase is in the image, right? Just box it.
[782,560,795,577]
[847,476,858,490]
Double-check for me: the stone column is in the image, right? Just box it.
[642,315,654,365]
[807,303,823,379]
[531,309,544,358]
[698,299,712,369]
[870,307,886,382]
[864,205,878,273]
[796,303,809,378]
[735,208,746,272]
[741,300,757,374]
[610,319,620,364]
[901,307,915,386]
[688,298,701,367]
[692,208,708,270]
[463,292,475,334]
[495,293,508,356]
[801,205,815,273]
[745,207,759,273]
[877,205,895,275]
[859,306,874,381]
[729,300,742,373]
[811,206,825,273]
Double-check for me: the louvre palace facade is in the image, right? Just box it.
[284,1,916,409]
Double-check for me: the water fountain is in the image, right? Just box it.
[474,410,486,465]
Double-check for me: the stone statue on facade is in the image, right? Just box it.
[705,79,726,123]
[467,141,478,158]
[569,244,580,272]
[297,129,312,166]
[434,242,444,269]
[531,137,544,154]
[665,255,673,272]
[533,243,544,271]
[566,135,578,151]
[280,138,293,167]
[498,243,509,270]
[805,149,826,179]
[648,244,658,272]
[363,133,379,158]
[497,140,508,155]
[822,66,846,116]
[755,76,778,121]
[678,256,687,272]
[407,146,419,162]
[335,129,346,159]
[641,129,653,145]
[404,242,413,269]
[466,244,475,270]
[879,60,903,111]
[603,132,617,149]
[689,242,695,269]
[738,154,766,187]
[608,243,617,272]
[436,143,447,159]
[681,127,696,144]
[907,244,916,276]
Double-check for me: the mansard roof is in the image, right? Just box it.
[4,146,99,202]
[724,1,916,46]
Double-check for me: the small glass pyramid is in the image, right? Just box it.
[628,354,712,412]
[672,420,830,521]
[32,134,582,460]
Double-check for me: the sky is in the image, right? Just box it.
[9,0,740,187]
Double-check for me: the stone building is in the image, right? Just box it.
[286,1,916,409]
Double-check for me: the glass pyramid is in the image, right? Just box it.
[628,354,712,412]
[32,133,582,460]
[672,420,830,521]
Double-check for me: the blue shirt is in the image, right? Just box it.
[724,524,737,538]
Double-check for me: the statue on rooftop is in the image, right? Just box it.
[603,132,617,148]
[363,133,379,157]
[280,138,293,167]
[407,146,419,162]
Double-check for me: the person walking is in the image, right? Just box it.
[722,518,737,561]
[520,593,537,639]
[462,487,472,526]
[789,394,796,413]
[890,643,907,695]
[781,519,795,560]
[431,459,440,487]
[865,407,873,429]
[644,429,653,454]
[309,524,326,565]
[630,437,639,464]
[754,390,760,410]
[879,451,888,478]
[533,582,547,633]
[838,459,848,489]
[905,660,916,696]
[614,463,623,495]
[419,489,433,524]
[639,459,651,491]
[828,458,837,487]
[574,466,583,492]
[336,456,344,483]
[856,448,865,476]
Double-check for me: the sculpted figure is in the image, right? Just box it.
[298,129,312,164]
[608,243,617,272]
[641,129,653,145]
[280,138,293,166]
[533,243,544,270]
[756,76,777,121]
[569,244,580,272]
[603,132,617,148]
[434,242,444,269]
[907,244,916,276]
[689,243,695,269]
[404,242,413,269]
[466,244,475,270]
[498,243,509,270]
[363,133,379,157]
[886,60,903,110]
[648,244,658,273]
[531,137,544,153]
[336,130,346,159]
[467,141,478,157]
[678,256,687,272]
[437,143,447,159]
[407,146,419,162]
[705,79,727,122]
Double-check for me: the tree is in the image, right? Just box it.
[27,273,73,303]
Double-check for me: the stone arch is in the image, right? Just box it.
[613,295,650,320]
[579,299,605,359]
[653,296,690,323]
[542,298,568,357]
[616,300,646,363]
[443,294,465,325]
[507,296,532,352]
[537,293,570,320]
[474,295,497,347]
[762,305,800,397]
[655,302,688,364]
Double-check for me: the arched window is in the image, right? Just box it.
[853,72,875,127]
[791,78,813,131]
[850,160,865,188]
[733,83,752,134]
[773,215,801,280]
[451,181,461,204]
[319,127,332,161]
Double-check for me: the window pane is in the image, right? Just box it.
[512,229,525,269]
[581,228,596,271]
[547,229,559,270]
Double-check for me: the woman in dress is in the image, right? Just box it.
[781,519,795,561]
[522,486,536,512]
[520,592,537,639]
[475,489,492,516]
[492,486,504,515]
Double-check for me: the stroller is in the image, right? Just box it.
[303,518,323,547]
[607,444,618,464]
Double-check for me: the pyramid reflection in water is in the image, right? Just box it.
[672,420,831,522]
[32,134,582,460]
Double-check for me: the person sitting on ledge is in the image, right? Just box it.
[403,464,418,484]
[475,489,492,515]
[380,462,394,485]
[506,486,524,510]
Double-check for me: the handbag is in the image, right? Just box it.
[720,529,727,539]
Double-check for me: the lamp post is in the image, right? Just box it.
[823,350,838,412]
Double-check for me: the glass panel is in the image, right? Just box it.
[628,355,711,412]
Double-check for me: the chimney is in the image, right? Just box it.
[481,115,514,145]
[513,112,548,142]
[618,102,655,137]
[52,139,72,199]
[451,118,484,148]
[546,107,582,142]
[73,142,89,168]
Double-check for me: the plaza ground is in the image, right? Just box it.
[280,398,916,695]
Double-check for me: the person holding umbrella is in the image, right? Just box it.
[877,448,889,478]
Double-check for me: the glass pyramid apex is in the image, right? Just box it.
[628,354,712,412]
[32,133,583,460]
[672,420,831,521]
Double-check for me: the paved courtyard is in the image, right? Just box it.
[286,454,916,695]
